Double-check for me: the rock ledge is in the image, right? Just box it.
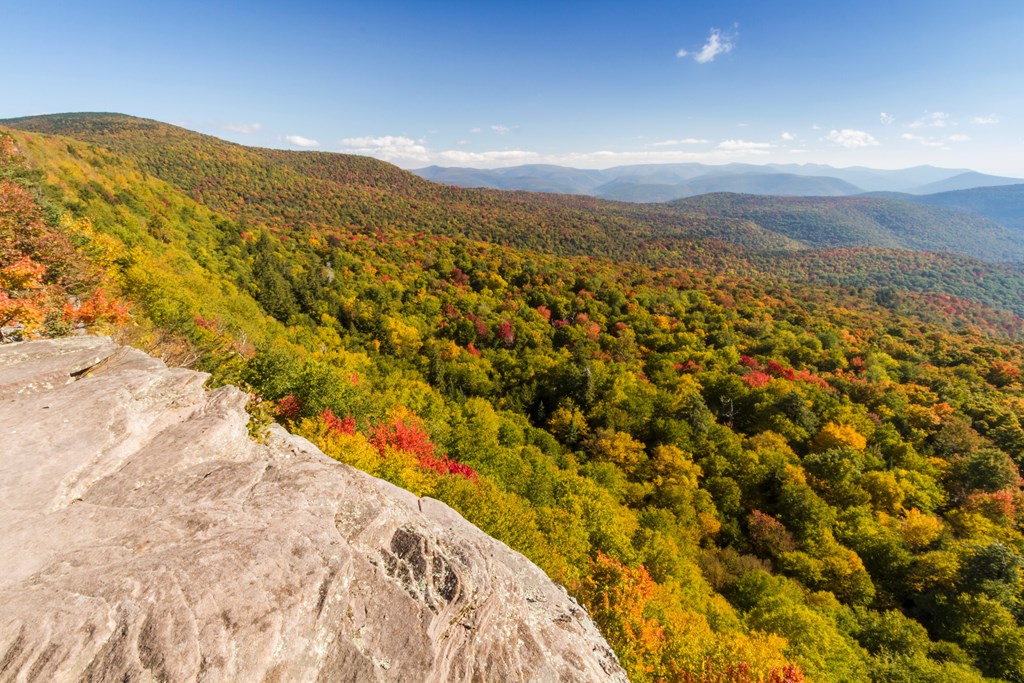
[0,337,625,682]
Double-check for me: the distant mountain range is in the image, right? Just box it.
[414,162,1023,202]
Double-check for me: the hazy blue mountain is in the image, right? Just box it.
[909,172,1024,195]
[907,184,1024,233]
[412,162,1018,200]
[594,173,861,202]
[414,165,610,194]
[764,164,972,192]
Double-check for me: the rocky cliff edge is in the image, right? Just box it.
[0,337,626,682]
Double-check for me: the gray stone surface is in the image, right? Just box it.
[0,337,625,682]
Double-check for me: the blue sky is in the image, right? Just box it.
[5,0,1024,174]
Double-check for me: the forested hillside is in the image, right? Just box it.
[3,118,1024,682]
[910,184,1024,234]
[672,193,1024,262]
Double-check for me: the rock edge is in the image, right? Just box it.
[0,337,626,682]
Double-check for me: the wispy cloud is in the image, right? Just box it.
[648,138,710,147]
[283,134,320,148]
[901,132,971,147]
[338,135,429,163]
[973,114,1000,125]
[437,150,539,164]
[824,129,879,148]
[717,139,774,154]
[677,27,737,64]
[331,127,929,168]
[696,28,736,63]
[880,112,895,125]
[335,139,797,169]
[901,133,945,147]
[224,122,262,134]
[909,111,951,128]
[490,124,511,135]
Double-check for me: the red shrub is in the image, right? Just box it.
[275,394,302,419]
[320,407,356,435]
[742,371,772,388]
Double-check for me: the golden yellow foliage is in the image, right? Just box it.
[811,422,867,452]
[898,508,944,550]
[587,428,647,470]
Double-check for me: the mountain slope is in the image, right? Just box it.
[908,184,1024,233]
[2,113,802,259]
[7,114,1022,261]
[6,113,1024,324]
[672,192,1024,262]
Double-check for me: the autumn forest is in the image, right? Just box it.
[3,113,1024,683]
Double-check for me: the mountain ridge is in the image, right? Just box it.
[4,112,1020,262]
[413,160,1021,200]
[5,112,1024,325]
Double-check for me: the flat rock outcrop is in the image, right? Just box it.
[0,337,625,682]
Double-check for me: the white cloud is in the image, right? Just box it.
[283,134,320,148]
[695,28,736,63]
[336,139,799,169]
[551,144,779,165]
[973,114,1000,124]
[880,112,895,125]
[902,132,971,147]
[901,133,945,147]
[338,135,430,163]
[437,150,540,164]
[909,111,951,128]
[331,124,936,169]
[470,127,482,133]
[224,122,262,134]
[490,124,511,135]
[678,27,736,64]
[824,129,879,148]
[717,139,775,154]
[648,138,709,147]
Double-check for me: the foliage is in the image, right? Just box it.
[3,117,1024,682]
